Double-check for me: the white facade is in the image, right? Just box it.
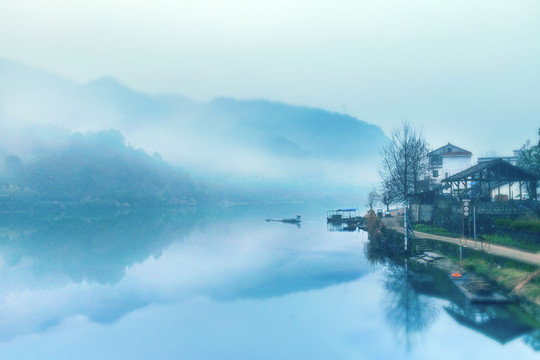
[490,182,539,200]
[429,143,472,183]
[442,155,472,179]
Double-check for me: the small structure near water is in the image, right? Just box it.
[326,209,362,224]
[326,208,364,232]
[410,252,511,304]
[450,276,511,304]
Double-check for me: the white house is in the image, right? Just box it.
[429,143,472,183]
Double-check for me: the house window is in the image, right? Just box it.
[447,147,452,153]
[445,172,449,178]
[432,170,439,177]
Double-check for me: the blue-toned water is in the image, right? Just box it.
[0,204,538,359]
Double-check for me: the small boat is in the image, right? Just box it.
[281,215,302,224]
[266,215,302,224]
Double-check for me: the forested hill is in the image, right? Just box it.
[0,130,202,210]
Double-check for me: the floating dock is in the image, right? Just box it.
[450,277,511,304]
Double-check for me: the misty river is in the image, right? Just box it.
[0,204,538,359]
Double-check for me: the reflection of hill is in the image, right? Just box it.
[0,204,374,340]
[208,252,368,302]
[0,208,198,284]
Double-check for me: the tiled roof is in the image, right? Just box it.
[442,159,540,182]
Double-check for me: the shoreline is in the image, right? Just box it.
[367,211,540,308]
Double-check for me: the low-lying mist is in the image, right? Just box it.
[0,58,387,203]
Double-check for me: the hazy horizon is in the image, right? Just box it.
[1,1,539,157]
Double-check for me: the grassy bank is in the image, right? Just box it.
[373,213,540,306]
[457,255,540,306]
[419,236,540,307]
[413,223,540,253]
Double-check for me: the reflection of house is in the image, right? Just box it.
[429,143,472,183]
[444,303,532,344]
[407,265,533,345]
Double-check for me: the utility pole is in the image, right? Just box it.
[462,199,471,247]
[404,200,408,253]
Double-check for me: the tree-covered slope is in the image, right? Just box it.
[0,130,200,209]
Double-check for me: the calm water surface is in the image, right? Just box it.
[0,204,538,359]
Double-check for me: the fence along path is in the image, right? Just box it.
[382,215,540,267]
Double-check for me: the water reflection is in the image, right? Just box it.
[366,241,540,352]
[382,262,439,351]
[444,302,532,344]
[0,205,539,358]
[0,205,371,341]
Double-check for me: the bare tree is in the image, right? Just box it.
[366,187,378,211]
[379,121,430,202]
[378,186,398,213]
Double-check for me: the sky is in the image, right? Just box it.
[1,0,539,157]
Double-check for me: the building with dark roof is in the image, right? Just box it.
[442,158,539,202]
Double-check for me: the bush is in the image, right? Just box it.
[413,224,450,235]
[495,218,513,229]
[495,217,540,233]
[511,219,540,233]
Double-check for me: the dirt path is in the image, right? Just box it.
[513,269,540,294]
[382,216,540,267]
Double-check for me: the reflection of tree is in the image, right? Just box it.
[363,211,439,350]
[382,261,439,351]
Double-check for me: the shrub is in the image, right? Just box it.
[413,224,450,234]
[495,218,512,229]
[511,219,540,233]
[495,217,540,233]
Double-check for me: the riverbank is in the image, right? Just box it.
[373,212,540,307]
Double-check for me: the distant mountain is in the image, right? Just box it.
[203,98,385,160]
[0,58,388,198]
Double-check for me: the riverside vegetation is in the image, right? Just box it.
[365,211,540,308]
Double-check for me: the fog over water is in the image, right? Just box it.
[0,205,539,359]
[1,2,540,359]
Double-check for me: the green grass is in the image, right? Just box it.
[413,224,460,237]
[414,222,540,253]
[458,255,540,306]
[481,234,540,253]
[496,217,540,233]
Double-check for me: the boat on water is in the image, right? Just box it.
[281,214,302,224]
[265,215,302,224]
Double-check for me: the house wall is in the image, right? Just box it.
[410,203,434,222]
[490,182,540,200]
[441,156,471,179]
